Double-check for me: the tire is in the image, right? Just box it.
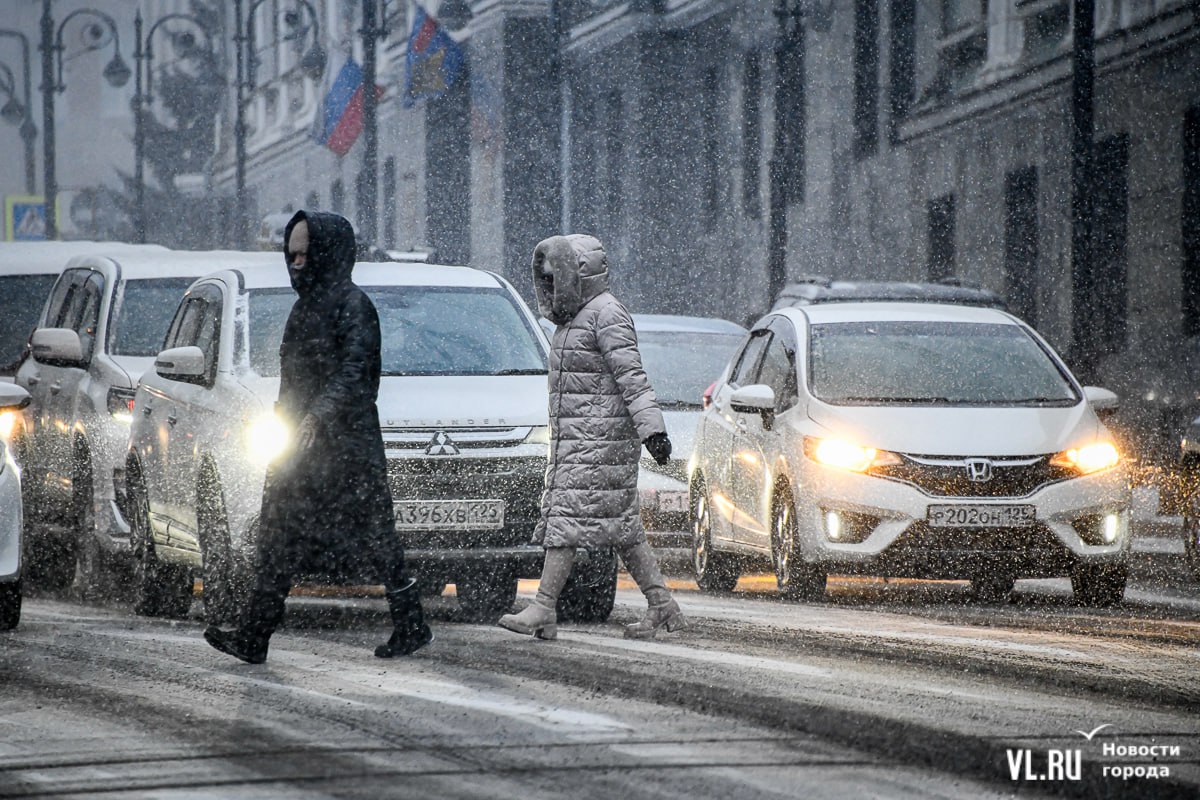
[1183,489,1200,580]
[690,480,740,593]
[557,548,617,623]
[128,467,194,619]
[1071,563,1127,607]
[0,580,20,630]
[968,571,1016,604]
[197,465,244,627]
[771,487,826,601]
[456,567,518,621]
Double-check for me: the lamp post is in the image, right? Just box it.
[1069,0,1097,379]
[233,0,326,249]
[132,10,214,243]
[767,0,832,303]
[0,29,38,194]
[357,0,387,251]
[39,0,130,240]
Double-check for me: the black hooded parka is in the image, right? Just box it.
[244,211,403,634]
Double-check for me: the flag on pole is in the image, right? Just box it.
[402,3,466,107]
[312,59,384,156]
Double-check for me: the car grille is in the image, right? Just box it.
[872,453,1073,498]
[891,521,1064,552]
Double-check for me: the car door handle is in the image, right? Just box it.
[735,417,747,430]
[49,382,62,395]
[143,405,153,417]
[26,376,39,386]
[167,413,178,427]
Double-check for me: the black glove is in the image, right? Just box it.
[643,432,672,466]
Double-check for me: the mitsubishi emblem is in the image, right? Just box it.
[425,431,459,456]
[964,458,993,482]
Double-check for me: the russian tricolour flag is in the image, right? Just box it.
[312,59,384,156]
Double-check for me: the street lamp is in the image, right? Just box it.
[132,10,215,243]
[767,0,832,303]
[233,0,326,249]
[0,29,38,194]
[39,0,130,240]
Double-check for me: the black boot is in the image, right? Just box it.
[376,579,433,658]
[204,626,269,664]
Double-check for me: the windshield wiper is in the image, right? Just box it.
[832,396,954,404]
[658,400,703,409]
[494,368,548,376]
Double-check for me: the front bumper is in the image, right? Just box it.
[796,462,1131,579]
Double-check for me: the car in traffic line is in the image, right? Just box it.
[688,302,1131,606]
[1,383,32,629]
[12,247,277,595]
[632,314,747,562]
[126,261,617,624]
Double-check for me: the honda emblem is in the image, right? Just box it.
[964,458,993,482]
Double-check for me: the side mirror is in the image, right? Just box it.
[730,384,776,431]
[155,346,207,381]
[1083,386,1119,422]
[0,383,31,411]
[30,328,84,367]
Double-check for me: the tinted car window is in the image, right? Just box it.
[757,335,798,411]
[808,321,1079,406]
[111,278,196,356]
[639,331,744,407]
[729,331,769,387]
[0,274,57,372]
[246,286,546,378]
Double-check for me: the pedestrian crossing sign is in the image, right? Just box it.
[5,195,48,241]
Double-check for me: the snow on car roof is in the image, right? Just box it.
[632,314,747,335]
[785,301,1019,326]
[0,241,171,276]
[234,261,505,291]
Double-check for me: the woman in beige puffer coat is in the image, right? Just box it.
[498,234,687,640]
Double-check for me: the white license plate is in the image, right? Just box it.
[927,504,1036,528]
[658,491,688,512]
[395,499,505,530]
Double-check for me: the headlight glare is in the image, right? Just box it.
[0,410,15,440]
[804,436,901,472]
[246,414,291,464]
[1050,441,1119,474]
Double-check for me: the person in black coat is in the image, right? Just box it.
[205,210,432,664]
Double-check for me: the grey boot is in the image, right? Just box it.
[620,540,688,639]
[498,547,573,640]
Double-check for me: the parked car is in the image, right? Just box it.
[770,276,1008,314]
[632,314,747,559]
[689,302,1131,606]
[126,261,617,623]
[1,383,32,629]
[13,247,276,594]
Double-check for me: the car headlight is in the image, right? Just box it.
[0,410,16,441]
[246,414,291,465]
[803,436,901,472]
[1050,441,1120,474]
[523,425,550,445]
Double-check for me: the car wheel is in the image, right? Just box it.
[128,468,194,619]
[1183,490,1200,580]
[197,465,244,627]
[771,487,826,601]
[456,567,518,622]
[1071,563,1127,607]
[691,481,740,592]
[0,580,20,630]
[968,571,1015,604]
[557,548,617,623]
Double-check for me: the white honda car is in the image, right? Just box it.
[1,383,32,629]
[689,303,1131,606]
[126,261,617,624]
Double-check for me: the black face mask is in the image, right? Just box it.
[287,261,320,294]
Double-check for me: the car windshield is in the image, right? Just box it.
[247,285,547,377]
[0,274,57,373]
[639,330,745,407]
[808,321,1079,406]
[111,278,197,356]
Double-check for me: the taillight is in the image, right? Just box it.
[107,386,137,424]
[702,381,717,410]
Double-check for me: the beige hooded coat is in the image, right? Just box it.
[531,234,667,550]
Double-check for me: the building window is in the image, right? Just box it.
[742,53,762,218]
[383,156,397,250]
[927,193,956,281]
[1183,106,1200,336]
[888,0,915,144]
[331,179,345,214]
[853,0,880,159]
[1004,166,1039,326]
[1092,134,1129,352]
